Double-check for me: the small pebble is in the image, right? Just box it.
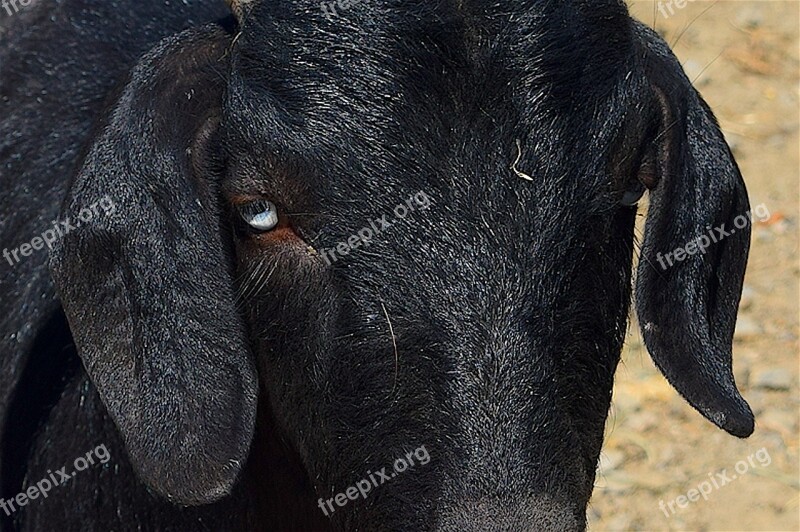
[739,284,756,310]
[598,450,626,473]
[735,7,765,29]
[752,368,793,391]
[734,359,751,388]
[604,514,634,531]
[734,316,763,341]
[612,393,642,414]
[759,410,799,432]
[625,411,659,433]
[683,59,711,86]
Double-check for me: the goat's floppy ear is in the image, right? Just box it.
[633,24,754,438]
[49,24,259,505]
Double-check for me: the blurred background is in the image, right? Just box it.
[589,2,800,530]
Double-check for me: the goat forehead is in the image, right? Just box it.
[223,70,615,213]
[228,2,634,133]
[223,3,630,237]
[238,0,631,58]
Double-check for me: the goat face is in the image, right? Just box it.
[49,1,753,529]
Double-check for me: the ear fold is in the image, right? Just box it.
[633,24,754,438]
[49,24,259,505]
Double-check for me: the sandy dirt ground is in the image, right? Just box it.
[589,2,800,530]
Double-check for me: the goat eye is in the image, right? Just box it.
[620,182,646,207]
[237,200,279,232]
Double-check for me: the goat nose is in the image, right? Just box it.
[435,496,584,532]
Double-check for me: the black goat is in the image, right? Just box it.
[0,1,753,530]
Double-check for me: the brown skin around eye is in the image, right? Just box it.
[250,214,298,244]
[233,216,325,302]
[228,195,318,264]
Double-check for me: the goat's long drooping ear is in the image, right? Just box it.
[633,24,754,438]
[49,23,259,505]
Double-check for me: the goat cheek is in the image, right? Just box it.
[239,228,312,259]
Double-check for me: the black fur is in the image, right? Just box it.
[0,1,753,530]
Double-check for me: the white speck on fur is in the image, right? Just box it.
[511,139,534,181]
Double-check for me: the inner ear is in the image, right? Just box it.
[615,91,672,209]
[192,115,223,177]
[190,115,228,203]
[613,123,660,208]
